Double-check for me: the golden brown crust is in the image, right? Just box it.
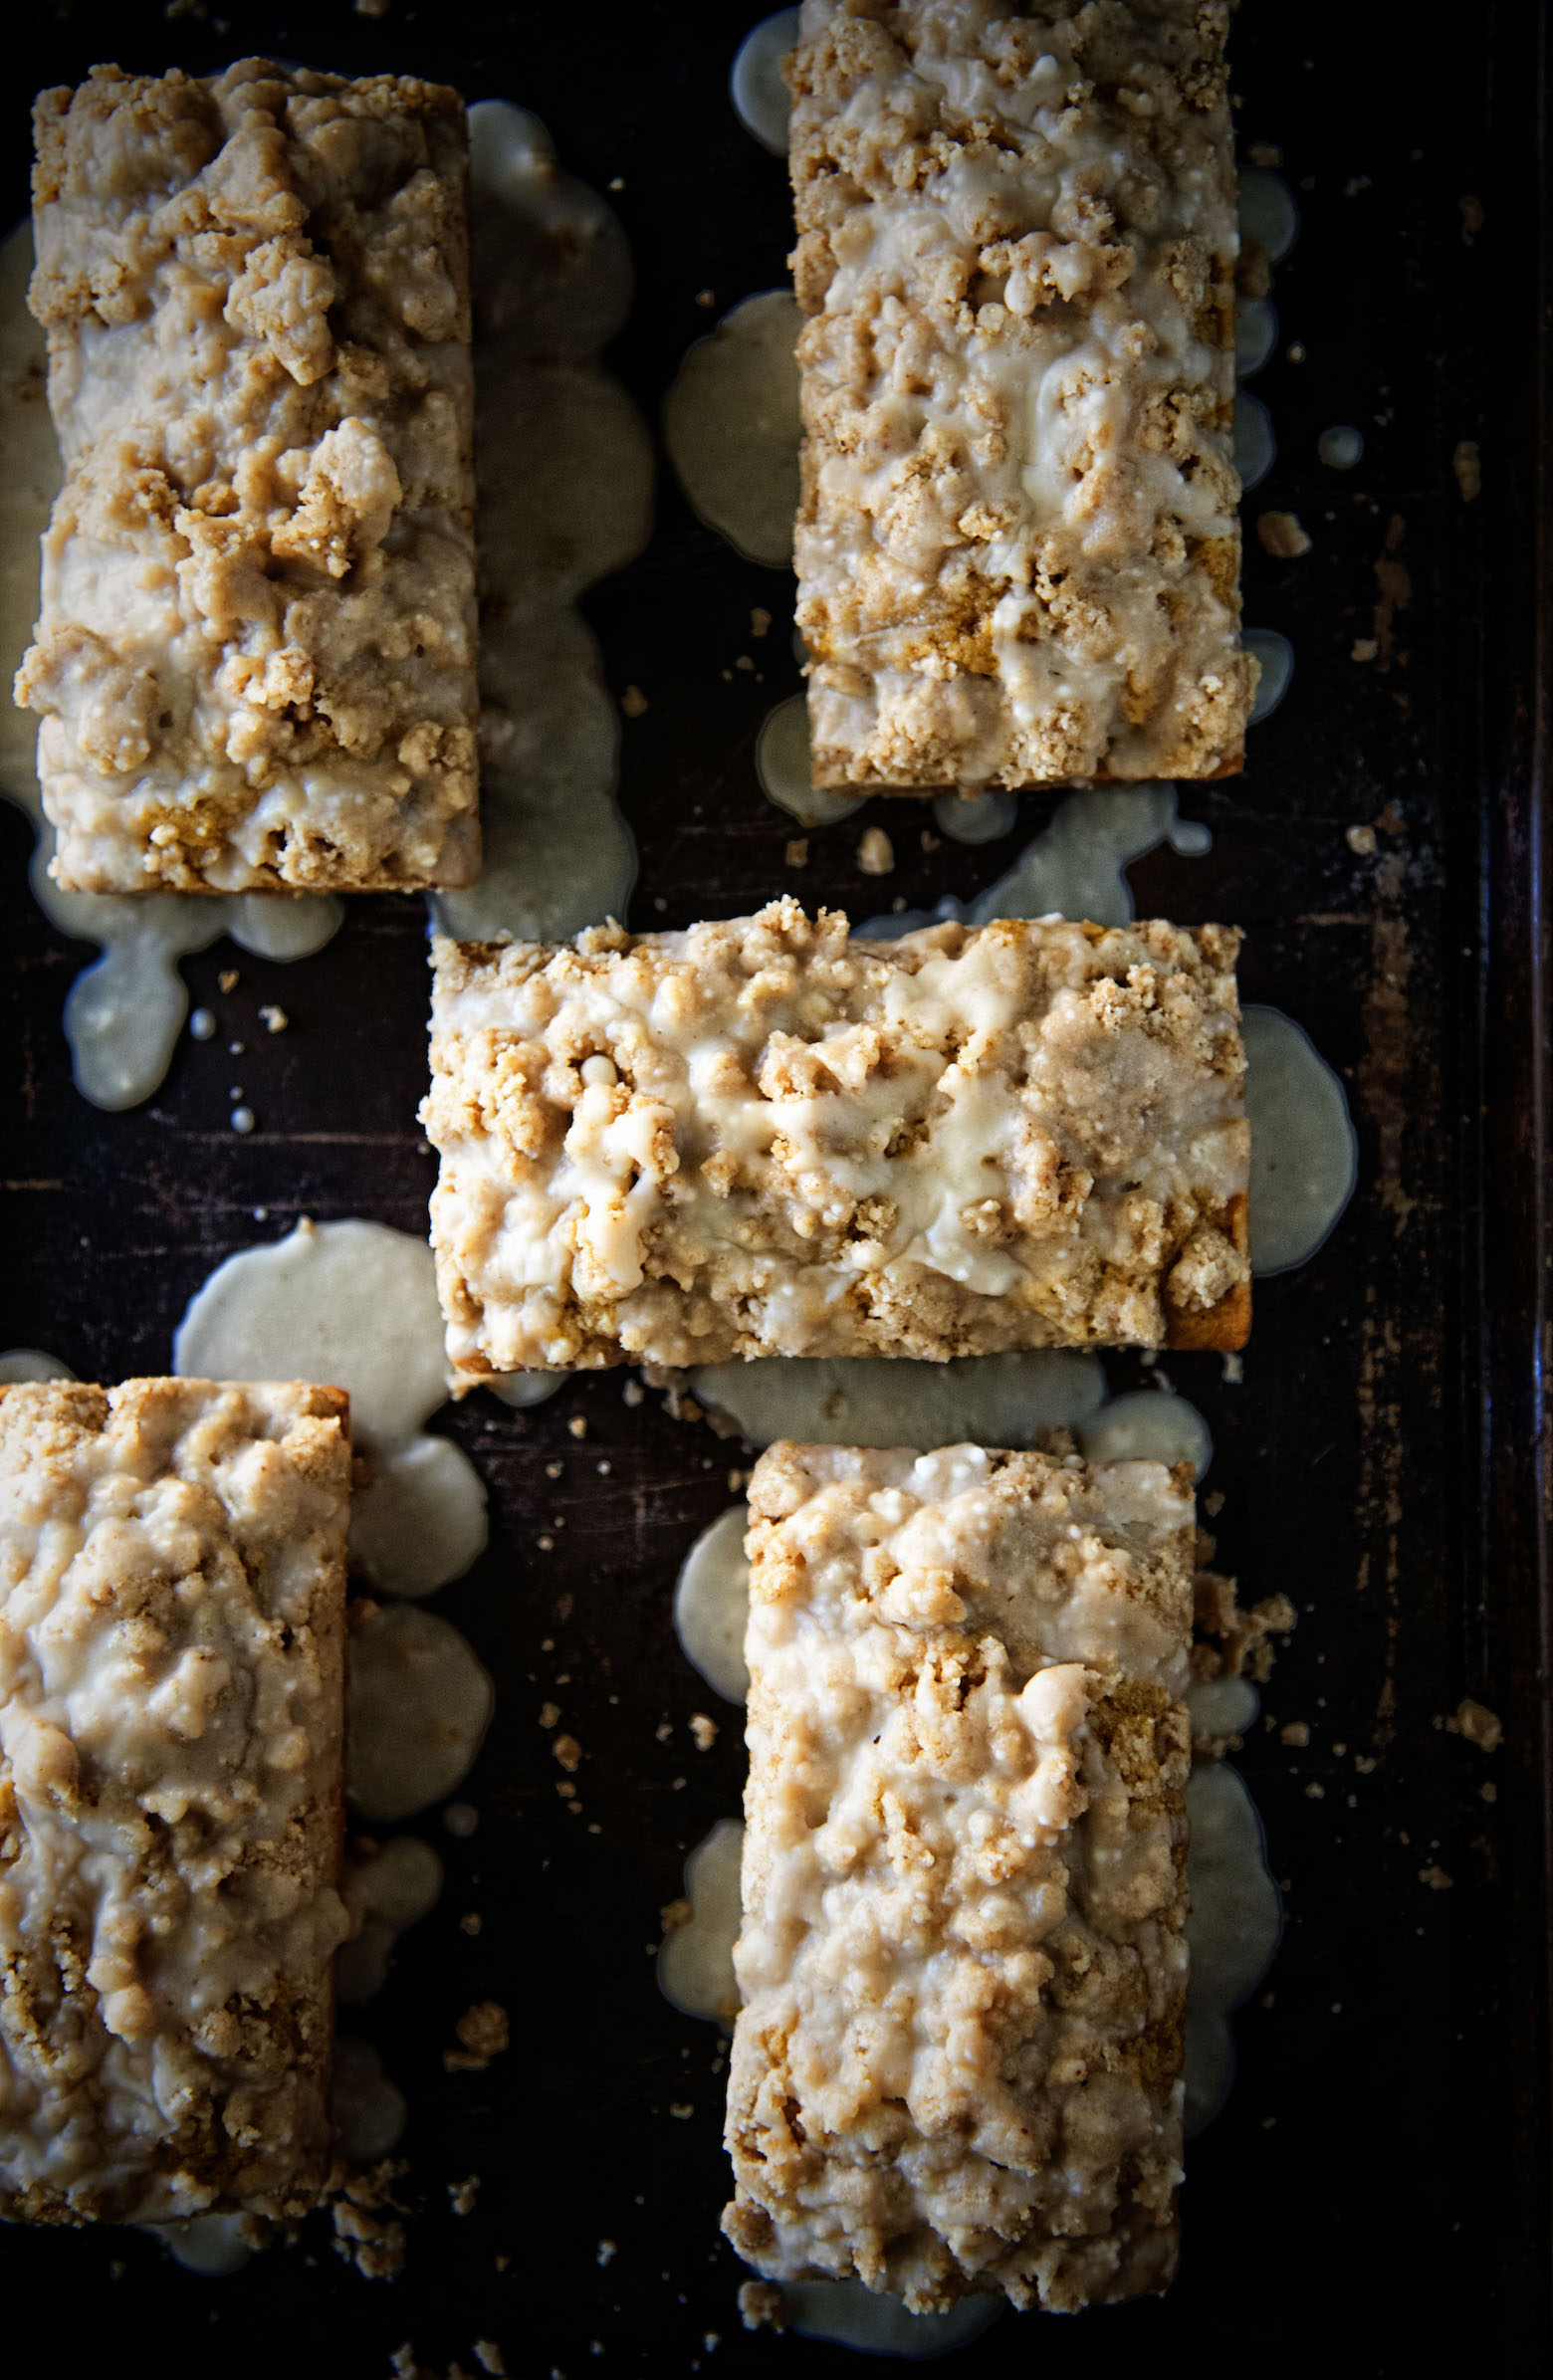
[789,0,1255,790]
[723,1441,1193,2313]
[15,60,479,894]
[0,1377,351,2224]
[424,904,1251,1371]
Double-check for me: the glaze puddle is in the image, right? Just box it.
[1243,1004,1359,1274]
[0,101,651,1104]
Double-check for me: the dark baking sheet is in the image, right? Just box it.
[3,0,1551,2372]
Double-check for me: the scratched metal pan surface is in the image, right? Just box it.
[1,1,1550,2373]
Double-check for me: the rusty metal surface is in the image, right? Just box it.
[2,1,1550,2372]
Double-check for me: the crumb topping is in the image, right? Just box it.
[723,1440,1193,2313]
[424,900,1249,1372]
[0,1378,350,2224]
[15,59,479,894]
[789,0,1256,787]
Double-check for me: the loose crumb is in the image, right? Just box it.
[1420,1865,1454,1891]
[553,1733,581,1773]
[738,2280,787,2333]
[330,2163,408,2280]
[459,1912,482,1936]
[1351,637,1379,662]
[750,608,772,638]
[354,0,391,15]
[1256,510,1312,557]
[596,2240,617,2267]
[1452,439,1482,502]
[259,1004,289,1032]
[567,1414,588,1439]
[1450,1696,1502,1751]
[1280,1721,1310,1747]
[694,288,716,309]
[784,838,809,868]
[660,1896,692,1932]
[539,1702,560,1728]
[668,2101,694,2119]
[620,685,649,719]
[448,2175,481,2217]
[474,2347,505,2377]
[689,1713,719,1751]
[445,2002,510,2072]
[1193,1571,1297,1683]
[623,1379,644,1407]
[1245,141,1282,167]
[856,826,894,875]
[1347,823,1377,855]
[219,970,239,992]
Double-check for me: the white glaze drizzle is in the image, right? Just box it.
[730,11,800,155]
[663,291,801,570]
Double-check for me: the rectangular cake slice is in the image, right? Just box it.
[723,1439,1194,2313]
[0,1378,351,2224]
[789,0,1256,789]
[14,59,479,893]
[423,900,1250,1373]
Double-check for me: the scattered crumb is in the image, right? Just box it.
[919,829,941,852]
[556,1781,576,1801]
[750,608,772,638]
[1203,1490,1224,1518]
[567,1414,588,1439]
[655,1720,673,1742]
[1343,173,1372,197]
[218,970,239,992]
[1347,823,1377,855]
[1220,1352,1242,1385]
[784,837,809,869]
[448,2175,481,2217]
[258,1003,289,1033]
[1481,1781,1498,1804]
[1354,1754,1377,1774]
[1420,1865,1454,1891]
[459,1912,482,1936]
[474,2348,506,2379]
[553,1734,582,1773]
[330,2162,408,2279]
[539,1702,560,1729]
[596,2240,617,2267]
[1280,1721,1310,1747]
[694,288,716,309]
[668,2101,695,2120]
[689,1713,719,1751]
[546,1461,562,1479]
[539,1536,555,1551]
[660,1896,692,1932]
[857,826,894,875]
[738,2280,787,2333]
[354,0,390,14]
[1304,1782,1325,1800]
[1458,193,1485,243]
[1245,140,1281,166]
[1256,510,1312,557]
[445,2002,510,2072]
[622,1379,644,1407]
[1193,1571,1297,1682]
[734,654,755,673]
[1449,1697,1502,1751]
[727,1468,751,1493]
[1286,340,1306,362]
[1351,637,1379,662]
[620,685,649,719]
[1452,439,1482,502]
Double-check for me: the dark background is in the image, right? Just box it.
[1,1,1549,2373]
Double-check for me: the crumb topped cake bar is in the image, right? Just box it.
[423,900,1250,1373]
[789,0,1256,789]
[0,1378,351,2224]
[724,1440,1194,2313]
[15,60,479,894]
